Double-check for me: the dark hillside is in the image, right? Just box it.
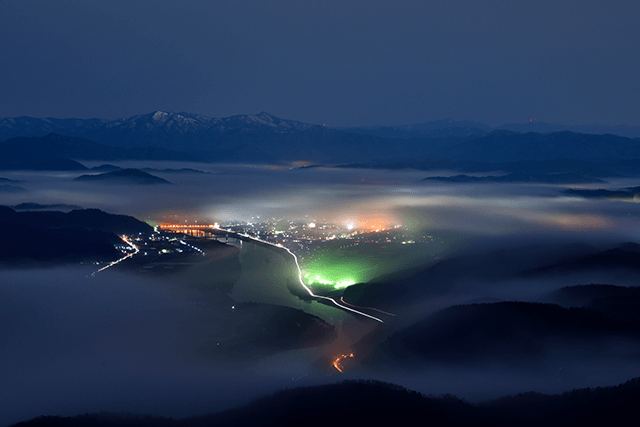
[213,302,336,360]
[550,284,640,329]
[0,221,119,263]
[343,243,598,309]
[522,247,640,278]
[381,302,640,364]
[0,206,152,264]
[10,378,640,427]
[0,207,152,235]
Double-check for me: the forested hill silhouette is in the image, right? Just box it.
[0,220,119,263]
[0,206,152,235]
[342,242,599,311]
[378,301,640,364]
[9,378,640,427]
[0,207,152,264]
[550,284,640,329]
[521,244,640,278]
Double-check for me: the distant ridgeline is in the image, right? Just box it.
[0,206,152,264]
[564,186,640,199]
[1,112,640,173]
[73,168,172,185]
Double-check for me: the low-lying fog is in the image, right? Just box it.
[0,269,298,426]
[2,162,640,425]
[3,162,639,236]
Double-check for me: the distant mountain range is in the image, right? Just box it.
[2,111,640,168]
[564,186,640,199]
[0,111,313,143]
[422,172,605,184]
[425,130,640,163]
[0,111,321,154]
[334,119,493,139]
[74,168,172,185]
[336,119,640,138]
[340,119,640,139]
[0,112,406,164]
[497,121,640,138]
[0,133,197,163]
[0,176,26,192]
[0,185,26,193]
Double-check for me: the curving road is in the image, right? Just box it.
[92,235,139,276]
[340,296,396,317]
[225,230,385,323]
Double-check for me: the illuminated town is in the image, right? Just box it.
[82,213,451,375]
[151,215,444,291]
[90,212,446,298]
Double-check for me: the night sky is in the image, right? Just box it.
[1,0,639,127]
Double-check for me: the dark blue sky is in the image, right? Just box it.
[1,0,639,127]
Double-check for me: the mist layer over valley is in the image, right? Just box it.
[3,162,640,425]
[4,0,640,422]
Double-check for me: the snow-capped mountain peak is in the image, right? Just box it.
[152,111,169,123]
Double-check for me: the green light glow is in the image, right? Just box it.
[306,275,356,289]
[334,280,356,289]
[300,229,465,294]
[302,250,375,291]
[303,264,362,290]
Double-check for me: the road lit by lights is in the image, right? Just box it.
[340,296,396,317]
[178,239,206,256]
[155,223,385,322]
[333,353,354,373]
[92,235,139,275]
[218,228,384,323]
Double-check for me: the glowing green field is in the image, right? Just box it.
[302,254,377,290]
[303,260,368,290]
[300,230,465,292]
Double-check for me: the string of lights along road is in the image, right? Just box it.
[226,229,386,323]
